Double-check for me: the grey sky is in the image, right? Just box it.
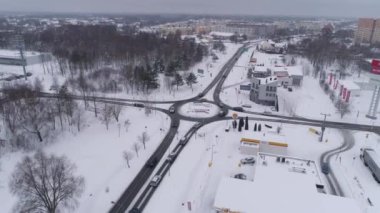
[0,0,379,17]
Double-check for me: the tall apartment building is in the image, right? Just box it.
[355,18,380,44]
[372,19,380,44]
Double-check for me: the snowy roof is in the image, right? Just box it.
[272,66,303,77]
[0,49,39,59]
[214,155,362,213]
[242,132,286,143]
[210,31,234,37]
[339,80,360,91]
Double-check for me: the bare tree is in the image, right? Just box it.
[138,131,150,150]
[124,119,131,132]
[132,142,141,157]
[111,105,122,122]
[100,104,113,130]
[9,150,85,213]
[122,151,134,168]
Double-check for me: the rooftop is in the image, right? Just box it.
[214,153,362,213]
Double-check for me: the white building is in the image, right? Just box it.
[214,153,362,213]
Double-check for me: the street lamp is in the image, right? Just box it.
[320,113,331,142]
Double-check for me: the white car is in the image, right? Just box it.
[149,175,162,187]
[169,106,175,113]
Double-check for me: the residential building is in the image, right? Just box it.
[373,19,380,44]
[249,70,278,106]
[354,18,380,45]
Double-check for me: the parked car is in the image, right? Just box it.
[133,103,145,108]
[149,175,162,187]
[288,87,293,92]
[234,173,247,180]
[225,125,230,132]
[169,106,175,113]
[242,104,252,108]
[240,157,255,165]
[232,107,244,112]
[361,148,380,183]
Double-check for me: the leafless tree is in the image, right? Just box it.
[124,119,131,132]
[9,150,85,213]
[132,142,141,157]
[100,104,113,130]
[122,151,134,168]
[111,105,122,122]
[138,131,150,150]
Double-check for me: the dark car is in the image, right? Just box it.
[232,107,244,112]
[234,173,247,180]
[321,163,330,175]
[133,103,145,108]
[129,208,141,213]
[146,158,158,168]
[197,92,205,98]
[171,120,179,128]
[218,109,228,117]
[240,157,255,165]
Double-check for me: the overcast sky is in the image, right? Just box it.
[0,0,379,17]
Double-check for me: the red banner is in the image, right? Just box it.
[372,59,380,75]
[346,91,351,102]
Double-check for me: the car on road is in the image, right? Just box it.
[171,120,179,128]
[149,175,162,187]
[240,157,255,165]
[179,136,188,145]
[232,107,244,112]
[218,109,228,117]
[242,104,252,108]
[146,158,158,168]
[288,87,293,92]
[234,173,247,180]
[193,122,202,129]
[321,163,330,175]
[169,106,175,113]
[197,92,205,98]
[129,207,141,213]
[133,103,145,108]
[166,150,179,163]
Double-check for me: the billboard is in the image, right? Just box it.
[240,85,251,91]
[372,59,380,75]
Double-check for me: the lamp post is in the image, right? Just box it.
[320,113,331,142]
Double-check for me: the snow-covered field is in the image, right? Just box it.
[0,106,170,213]
[145,120,345,213]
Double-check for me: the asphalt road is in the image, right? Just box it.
[20,40,380,213]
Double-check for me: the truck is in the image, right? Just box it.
[361,148,380,183]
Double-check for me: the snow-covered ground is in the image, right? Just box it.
[179,102,219,118]
[220,45,380,126]
[0,106,170,213]
[145,120,346,213]
[0,43,241,102]
[330,132,380,213]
